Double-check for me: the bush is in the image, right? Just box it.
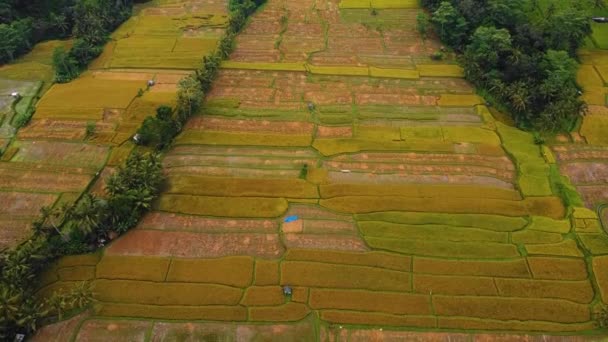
[52,46,79,83]
[136,106,178,149]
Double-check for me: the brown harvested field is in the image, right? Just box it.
[106,229,285,258]
[553,145,608,207]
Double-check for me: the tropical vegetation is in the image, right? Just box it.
[421,0,598,132]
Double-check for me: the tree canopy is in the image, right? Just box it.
[423,0,595,131]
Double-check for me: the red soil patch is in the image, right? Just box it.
[324,161,515,182]
[559,162,608,184]
[282,234,369,251]
[326,172,515,189]
[317,126,353,138]
[18,119,87,140]
[89,167,115,197]
[576,185,608,209]
[170,145,318,157]
[0,192,57,218]
[13,141,109,169]
[75,319,152,341]
[356,93,438,106]
[285,204,355,221]
[0,219,31,250]
[137,212,278,233]
[106,230,284,258]
[332,152,513,169]
[552,146,608,162]
[207,86,275,102]
[165,166,301,178]
[163,154,317,169]
[0,167,93,193]
[242,21,282,35]
[304,90,353,105]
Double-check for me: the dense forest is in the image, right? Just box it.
[421,0,601,132]
[0,0,134,72]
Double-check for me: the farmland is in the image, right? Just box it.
[15,0,608,340]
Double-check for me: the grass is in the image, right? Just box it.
[94,279,243,306]
[97,303,247,321]
[524,239,584,257]
[438,316,594,332]
[165,257,254,287]
[494,278,594,304]
[592,256,608,303]
[57,266,96,281]
[248,302,310,321]
[356,212,527,232]
[365,237,520,258]
[511,230,563,244]
[309,289,431,315]
[438,94,483,106]
[441,126,501,145]
[338,0,371,9]
[359,221,508,243]
[37,77,144,110]
[254,260,280,285]
[157,195,289,218]
[579,234,608,254]
[221,61,307,72]
[417,64,464,77]
[580,113,608,145]
[284,249,411,271]
[413,257,531,277]
[320,196,565,219]
[577,65,604,88]
[176,131,312,147]
[369,67,420,79]
[280,261,410,291]
[413,274,498,296]
[433,295,590,323]
[321,311,436,328]
[527,257,588,280]
[241,286,285,306]
[527,216,571,233]
[96,256,170,281]
[370,0,420,9]
[306,65,370,76]
[167,176,319,198]
[312,138,453,156]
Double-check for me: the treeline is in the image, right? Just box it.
[0,0,133,68]
[0,0,265,339]
[53,0,134,82]
[136,0,265,150]
[422,0,594,132]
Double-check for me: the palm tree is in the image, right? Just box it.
[66,194,108,236]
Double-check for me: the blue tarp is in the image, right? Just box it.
[284,215,299,223]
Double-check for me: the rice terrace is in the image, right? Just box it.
[2,0,608,340]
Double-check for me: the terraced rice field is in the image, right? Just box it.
[0,0,227,249]
[28,0,608,340]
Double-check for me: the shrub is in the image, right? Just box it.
[416,11,429,39]
[136,106,178,149]
[52,46,79,83]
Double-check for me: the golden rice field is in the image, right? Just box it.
[0,0,227,249]
[19,0,608,340]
